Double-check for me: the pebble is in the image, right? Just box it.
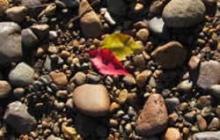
[5,6,27,23]
[165,97,180,113]
[72,72,86,85]
[197,115,207,131]
[22,28,39,48]
[116,89,128,104]
[49,30,58,40]
[122,75,136,86]
[133,2,144,14]
[197,95,212,108]
[151,41,187,69]
[191,131,220,140]
[101,8,116,25]
[62,125,77,139]
[107,0,127,17]
[188,55,200,70]
[50,71,68,87]
[0,22,22,65]
[109,102,120,112]
[136,94,168,136]
[72,84,110,117]
[3,101,36,133]
[208,117,220,130]
[0,0,9,16]
[9,62,35,87]
[13,87,25,98]
[177,80,193,92]
[132,54,146,68]
[0,81,11,98]
[197,60,220,90]
[162,0,206,28]
[124,123,132,133]
[148,17,166,36]
[136,70,152,87]
[79,0,102,38]
[164,127,182,140]
[47,135,64,140]
[87,73,101,83]
[136,28,149,42]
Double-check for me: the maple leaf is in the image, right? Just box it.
[102,33,142,60]
[88,49,129,76]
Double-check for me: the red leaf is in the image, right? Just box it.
[88,49,129,76]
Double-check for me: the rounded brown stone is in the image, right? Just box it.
[151,41,187,69]
[164,127,182,140]
[72,84,110,117]
[0,80,11,98]
[136,93,168,136]
[50,71,68,87]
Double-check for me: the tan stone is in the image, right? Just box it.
[72,84,110,117]
[164,127,182,140]
[116,89,128,104]
[0,80,11,98]
[188,55,200,70]
[50,71,68,87]
[136,28,149,42]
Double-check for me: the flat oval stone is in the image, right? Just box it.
[136,93,168,136]
[151,41,187,69]
[162,0,206,28]
[72,84,110,117]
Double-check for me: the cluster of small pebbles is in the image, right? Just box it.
[0,0,219,139]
